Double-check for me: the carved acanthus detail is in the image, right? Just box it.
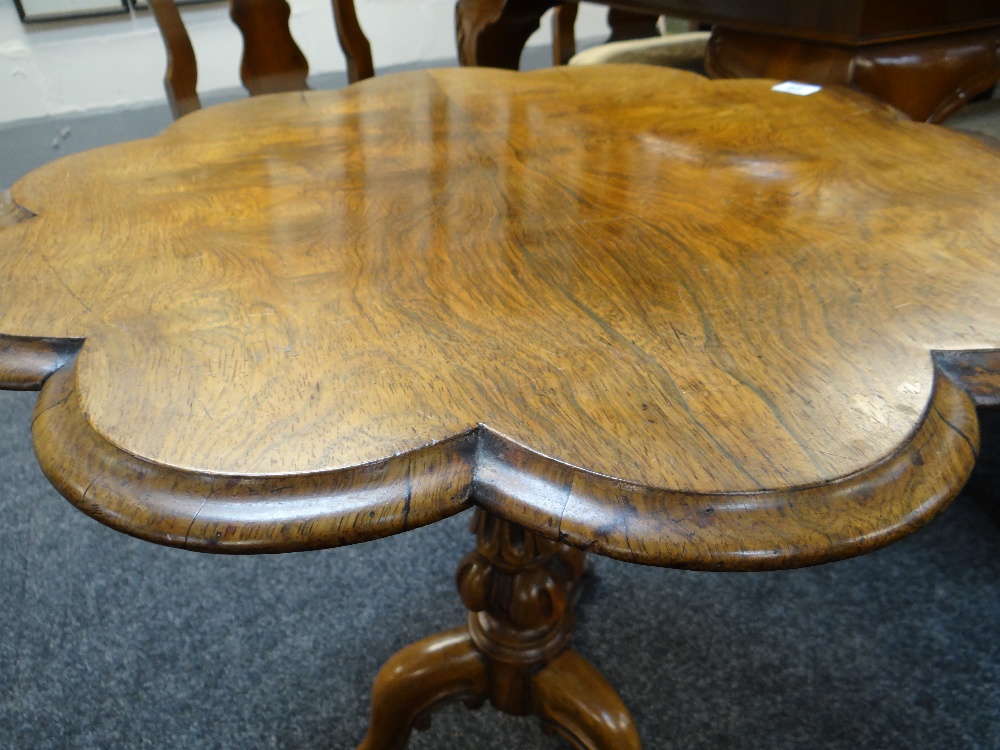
[359,509,640,749]
[456,509,587,677]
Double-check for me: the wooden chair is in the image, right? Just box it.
[148,0,375,119]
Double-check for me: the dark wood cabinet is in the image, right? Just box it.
[457,0,1000,121]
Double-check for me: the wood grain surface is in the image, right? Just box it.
[4,66,1000,568]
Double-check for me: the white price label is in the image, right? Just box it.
[771,81,823,96]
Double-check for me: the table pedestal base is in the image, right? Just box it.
[357,508,641,749]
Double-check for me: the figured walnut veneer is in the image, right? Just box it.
[4,67,1000,570]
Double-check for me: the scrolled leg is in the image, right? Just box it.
[356,627,488,750]
[357,509,641,749]
[533,649,642,750]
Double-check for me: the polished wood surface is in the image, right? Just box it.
[149,0,374,120]
[3,66,1000,571]
[457,0,1000,122]
[359,509,637,749]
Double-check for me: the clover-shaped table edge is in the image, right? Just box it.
[4,322,998,747]
[4,67,1000,749]
[5,196,1000,750]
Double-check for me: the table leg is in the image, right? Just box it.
[356,628,488,750]
[357,508,641,749]
[552,3,578,66]
[534,649,642,749]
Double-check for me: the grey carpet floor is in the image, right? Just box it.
[1,386,1000,749]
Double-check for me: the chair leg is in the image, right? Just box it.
[552,3,579,66]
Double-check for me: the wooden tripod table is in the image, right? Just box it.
[3,66,1000,748]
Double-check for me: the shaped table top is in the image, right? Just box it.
[3,66,999,569]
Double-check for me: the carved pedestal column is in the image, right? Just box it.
[357,508,641,750]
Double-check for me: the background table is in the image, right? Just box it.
[456,0,1000,122]
[3,66,1000,747]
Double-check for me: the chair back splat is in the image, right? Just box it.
[149,0,374,120]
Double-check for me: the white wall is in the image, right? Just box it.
[0,0,610,124]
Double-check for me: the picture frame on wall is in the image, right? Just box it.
[13,0,128,22]
[129,0,217,10]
